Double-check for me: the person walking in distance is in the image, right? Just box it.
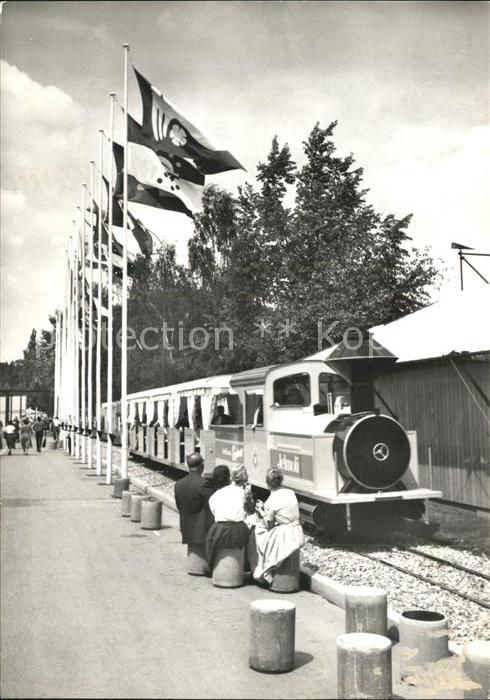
[4,421,16,455]
[52,416,60,446]
[19,418,34,456]
[33,417,44,453]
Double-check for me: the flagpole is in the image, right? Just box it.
[54,308,59,422]
[96,129,104,476]
[73,218,80,460]
[106,93,116,485]
[81,183,88,464]
[120,43,130,480]
[69,232,76,457]
[88,161,95,469]
[62,250,69,451]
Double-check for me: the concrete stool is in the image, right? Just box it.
[249,599,296,673]
[399,610,449,682]
[345,586,388,636]
[337,632,392,699]
[112,477,130,499]
[140,498,162,530]
[130,494,145,522]
[45,438,57,451]
[212,547,244,588]
[187,545,209,576]
[462,640,490,699]
[270,549,301,593]
[121,490,132,517]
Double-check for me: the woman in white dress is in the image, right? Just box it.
[253,467,305,586]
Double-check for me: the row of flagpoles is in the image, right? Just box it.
[54,44,242,481]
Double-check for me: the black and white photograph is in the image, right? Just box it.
[0,1,489,698]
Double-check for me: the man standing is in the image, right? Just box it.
[33,417,44,453]
[174,452,213,575]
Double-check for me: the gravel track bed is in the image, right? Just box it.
[128,464,176,489]
[363,548,490,605]
[411,543,490,577]
[301,538,490,645]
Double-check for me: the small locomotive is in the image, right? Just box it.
[102,333,441,530]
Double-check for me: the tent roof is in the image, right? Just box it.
[307,287,490,365]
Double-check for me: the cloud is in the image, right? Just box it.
[1,61,88,361]
[1,60,83,128]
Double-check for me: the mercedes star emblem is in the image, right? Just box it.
[372,442,390,461]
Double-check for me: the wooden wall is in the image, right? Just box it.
[374,353,489,510]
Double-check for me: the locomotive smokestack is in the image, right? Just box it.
[324,330,397,413]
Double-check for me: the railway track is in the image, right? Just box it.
[404,545,490,582]
[321,542,490,610]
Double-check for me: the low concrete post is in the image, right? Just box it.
[463,640,490,699]
[337,632,392,699]
[399,610,449,681]
[121,490,132,517]
[345,586,388,636]
[187,545,209,576]
[140,498,162,530]
[249,599,296,673]
[112,477,130,499]
[45,438,57,451]
[212,547,244,588]
[270,550,301,593]
[130,494,144,522]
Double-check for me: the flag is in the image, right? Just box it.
[102,176,124,228]
[131,66,244,175]
[129,114,205,185]
[129,141,204,212]
[112,141,193,218]
[127,211,153,259]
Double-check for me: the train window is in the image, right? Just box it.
[175,398,189,429]
[319,373,351,414]
[149,402,158,427]
[273,373,311,407]
[211,394,243,425]
[245,392,264,427]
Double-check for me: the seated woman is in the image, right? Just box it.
[205,464,250,571]
[210,464,231,493]
[253,467,305,586]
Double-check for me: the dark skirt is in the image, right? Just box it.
[205,521,250,569]
[5,434,15,449]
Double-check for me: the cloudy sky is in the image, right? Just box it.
[1,1,488,362]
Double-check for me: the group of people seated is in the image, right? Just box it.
[174,453,305,587]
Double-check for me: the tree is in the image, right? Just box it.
[273,122,438,357]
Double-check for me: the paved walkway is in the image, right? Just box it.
[1,448,346,699]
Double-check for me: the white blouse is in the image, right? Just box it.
[209,483,246,522]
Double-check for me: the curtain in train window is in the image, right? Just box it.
[175,397,189,428]
[273,373,311,406]
[148,400,158,426]
[201,394,212,430]
[245,391,264,426]
[193,396,203,430]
